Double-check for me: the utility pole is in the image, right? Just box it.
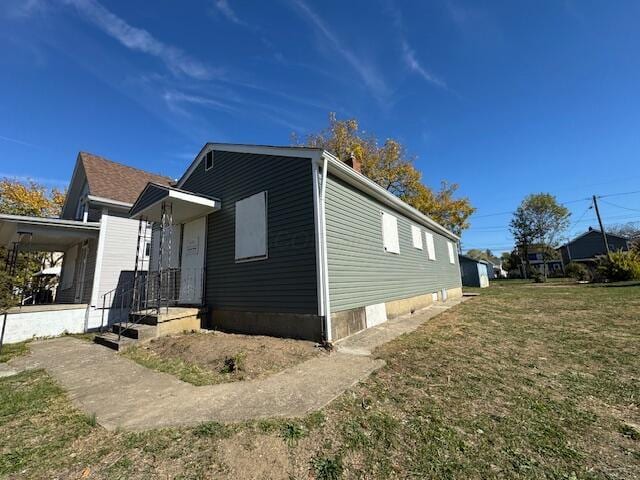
[592,195,611,258]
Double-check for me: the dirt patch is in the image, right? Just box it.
[125,331,324,385]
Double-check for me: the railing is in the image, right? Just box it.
[100,268,204,341]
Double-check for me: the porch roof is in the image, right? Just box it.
[0,214,100,252]
[129,183,221,223]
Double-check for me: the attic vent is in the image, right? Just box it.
[205,151,214,171]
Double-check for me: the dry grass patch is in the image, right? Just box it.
[122,330,324,385]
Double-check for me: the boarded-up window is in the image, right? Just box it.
[425,232,436,260]
[447,241,456,264]
[411,225,423,250]
[235,191,268,261]
[61,245,78,289]
[381,212,400,254]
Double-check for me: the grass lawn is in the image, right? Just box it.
[1,280,639,479]
[0,340,29,363]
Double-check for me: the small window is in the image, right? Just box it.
[411,225,423,250]
[381,212,400,254]
[447,241,456,264]
[425,232,436,260]
[144,242,151,257]
[235,191,268,261]
[204,150,214,171]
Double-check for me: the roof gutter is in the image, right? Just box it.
[319,153,332,344]
[86,195,133,209]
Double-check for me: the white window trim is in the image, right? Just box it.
[425,232,436,260]
[235,191,268,263]
[205,150,214,171]
[381,211,400,254]
[411,225,423,250]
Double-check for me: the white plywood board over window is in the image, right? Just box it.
[365,302,387,327]
[425,232,436,260]
[447,241,456,264]
[235,191,268,261]
[411,225,423,249]
[381,211,400,254]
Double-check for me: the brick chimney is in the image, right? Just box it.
[345,152,362,173]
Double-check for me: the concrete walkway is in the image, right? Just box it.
[3,298,464,431]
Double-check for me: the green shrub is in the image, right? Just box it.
[596,250,640,282]
[280,422,306,447]
[565,262,591,281]
[311,455,343,480]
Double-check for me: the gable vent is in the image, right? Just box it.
[205,150,214,171]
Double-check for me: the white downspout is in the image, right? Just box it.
[320,154,332,343]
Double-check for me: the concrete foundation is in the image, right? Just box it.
[210,310,324,342]
[331,286,463,341]
[331,307,366,341]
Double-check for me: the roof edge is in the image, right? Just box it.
[321,151,460,241]
[175,143,459,241]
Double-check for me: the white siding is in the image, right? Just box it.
[93,213,141,305]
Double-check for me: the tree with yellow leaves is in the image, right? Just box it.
[0,178,67,311]
[0,178,65,217]
[295,113,475,235]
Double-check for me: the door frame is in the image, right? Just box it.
[178,216,207,306]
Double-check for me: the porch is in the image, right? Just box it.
[94,183,220,350]
[0,213,101,306]
[0,214,101,345]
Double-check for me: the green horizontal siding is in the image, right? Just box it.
[326,175,461,312]
[180,150,318,314]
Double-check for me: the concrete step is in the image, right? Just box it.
[129,307,201,325]
[111,323,157,340]
[129,311,159,325]
[94,332,137,351]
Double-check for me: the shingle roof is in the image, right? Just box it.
[79,152,173,205]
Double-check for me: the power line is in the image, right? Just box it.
[598,189,640,199]
[471,197,590,219]
[599,199,640,213]
[472,189,640,219]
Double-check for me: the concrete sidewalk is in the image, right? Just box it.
[3,298,464,431]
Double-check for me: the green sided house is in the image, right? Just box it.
[121,143,462,345]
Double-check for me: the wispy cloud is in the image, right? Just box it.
[401,41,447,89]
[62,0,217,80]
[384,1,448,90]
[0,0,47,18]
[0,134,40,148]
[213,0,245,26]
[162,90,241,116]
[289,0,389,102]
[164,89,306,133]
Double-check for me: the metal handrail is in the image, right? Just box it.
[100,267,204,341]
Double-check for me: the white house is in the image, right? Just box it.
[0,152,171,343]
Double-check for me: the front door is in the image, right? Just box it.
[74,242,89,302]
[179,217,206,304]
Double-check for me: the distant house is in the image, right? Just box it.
[0,152,172,343]
[558,227,630,267]
[526,249,564,276]
[459,255,490,288]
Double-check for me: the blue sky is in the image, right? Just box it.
[1,0,639,253]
